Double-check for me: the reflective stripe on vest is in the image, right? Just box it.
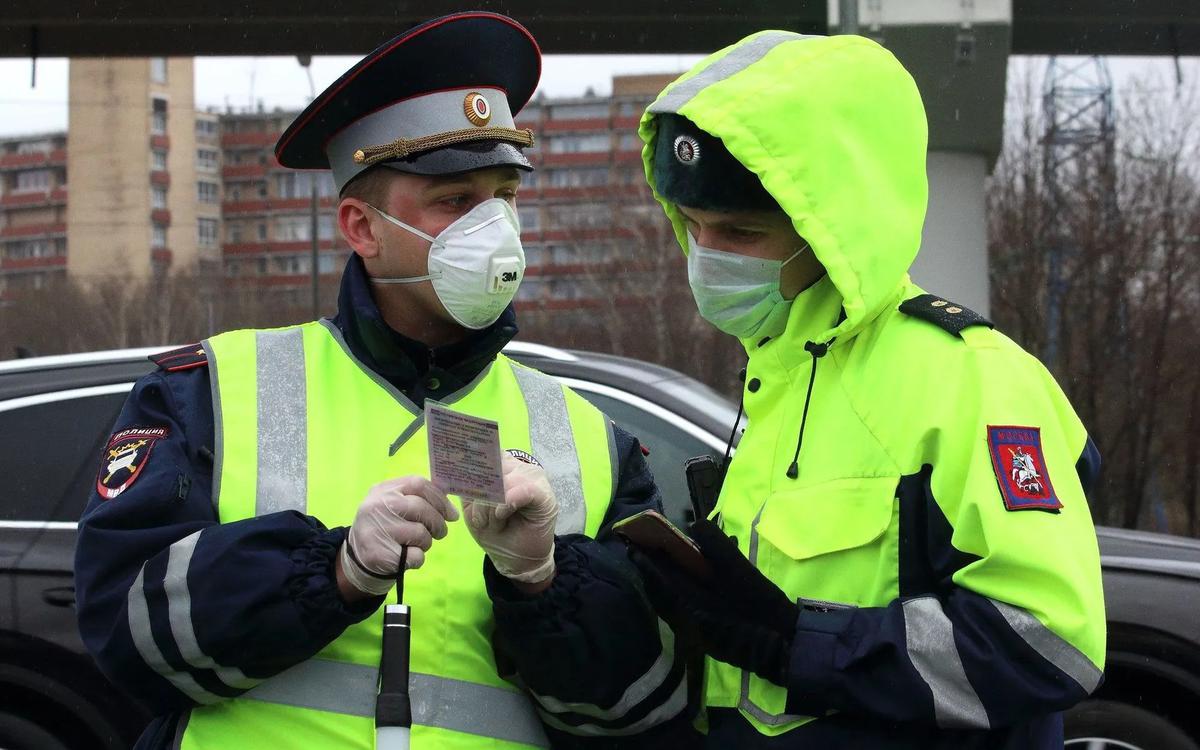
[243,659,550,748]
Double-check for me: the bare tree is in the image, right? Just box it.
[990,64,1200,536]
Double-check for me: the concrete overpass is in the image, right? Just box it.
[2,1,1194,313]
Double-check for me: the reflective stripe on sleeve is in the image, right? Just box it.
[902,597,991,729]
[163,530,260,691]
[535,676,688,737]
[126,565,225,705]
[988,598,1103,693]
[529,619,676,721]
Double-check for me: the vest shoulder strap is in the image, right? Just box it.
[898,294,993,339]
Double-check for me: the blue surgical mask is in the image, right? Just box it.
[686,233,807,339]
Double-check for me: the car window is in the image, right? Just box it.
[570,388,719,526]
[0,392,127,522]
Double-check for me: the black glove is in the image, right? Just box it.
[629,521,799,686]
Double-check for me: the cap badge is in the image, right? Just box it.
[673,135,701,165]
[464,93,492,127]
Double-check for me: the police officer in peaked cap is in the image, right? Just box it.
[74,13,698,749]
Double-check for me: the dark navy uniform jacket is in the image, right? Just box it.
[74,256,697,749]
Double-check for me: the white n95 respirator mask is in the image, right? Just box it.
[367,198,525,330]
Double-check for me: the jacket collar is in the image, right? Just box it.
[330,254,518,398]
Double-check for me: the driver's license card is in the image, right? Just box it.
[425,400,505,506]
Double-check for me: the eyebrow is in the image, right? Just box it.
[677,208,766,229]
[422,168,522,194]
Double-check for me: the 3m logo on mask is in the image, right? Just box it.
[490,256,522,293]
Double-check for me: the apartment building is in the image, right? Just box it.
[3,64,674,316]
[66,57,214,282]
[218,108,341,304]
[0,131,69,298]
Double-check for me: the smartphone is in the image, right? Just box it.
[613,509,712,579]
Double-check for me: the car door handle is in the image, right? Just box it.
[42,585,76,608]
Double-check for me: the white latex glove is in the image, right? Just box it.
[340,476,459,596]
[463,452,558,584]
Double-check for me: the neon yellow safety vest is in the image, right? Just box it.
[639,32,1106,737]
[179,320,614,749]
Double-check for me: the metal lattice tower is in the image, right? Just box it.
[1041,57,1118,369]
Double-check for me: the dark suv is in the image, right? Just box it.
[2,344,1199,750]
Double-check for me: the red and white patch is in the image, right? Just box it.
[96,426,168,500]
[987,425,1061,512]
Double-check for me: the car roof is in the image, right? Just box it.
[0,340,741,440]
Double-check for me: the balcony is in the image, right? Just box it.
[0,221,67,239]
[151,248,173,265]
[150,170,171,187]
[0,254,67,271]
[151,209,172,225]
[541,118,612,133]
[150,135,171,150]
[221,132,281,148]
[0,148,67,171]
[222,239,343,255]
[0,187,68,208]
[540,152,613,167]
[221,196,337,215]
[222,163,268,179]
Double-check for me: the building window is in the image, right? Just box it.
[275,172,336,199]
[617,101,643,117]
[517,206,540,232]
[319,214,336,240]
[275,216,312,242]
[547,134,611,154]
[257,224,267,241]
[197,181,219,204]
[618,133,642,151]
[152,149,168,171]
[150,57,168,84]
[198,218,219,247]
[547,203,610,230]
[196,119,218,138]
[544,167,609,188]
[228,224,242,243]
[225,260,240,277]
[549,103,609,120]
[523,243,545,266]
[152,223,168,249]
[151,98,168,135]
[15,170,51,193]
[196,148,219,171]
[275,255,308,274]
[318,253,338,274]
[16,140,53,155]
[151,185,168,209]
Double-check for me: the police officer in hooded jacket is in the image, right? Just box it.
[629,31,1106,749]
[74,13,694,749]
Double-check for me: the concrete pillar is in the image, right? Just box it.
[913,151,990,315]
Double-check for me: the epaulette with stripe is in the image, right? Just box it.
[149,344,208,372]
[898,294,993,339]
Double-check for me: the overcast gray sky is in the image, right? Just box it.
[0,54,1196,139]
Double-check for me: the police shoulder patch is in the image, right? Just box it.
[150,344,207,372]
[899,294,993,339]
[97,426,169,500]
[987,425,1062,512]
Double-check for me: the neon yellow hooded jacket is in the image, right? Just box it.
[639,32,1106,746]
